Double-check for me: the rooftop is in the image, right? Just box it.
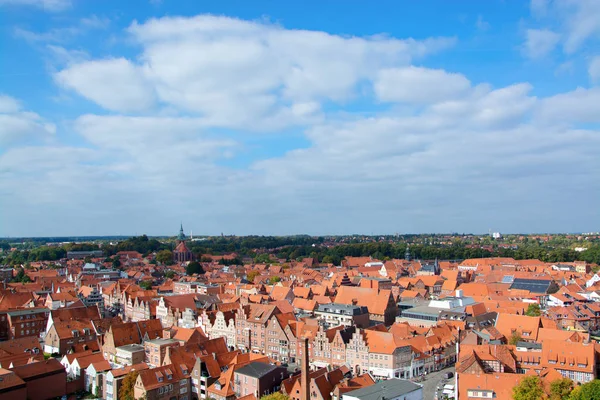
[343,379,422,400]
[117,344,145,353]
[234,362,277,379]
[146,338,179,346]
[316,303,368,316]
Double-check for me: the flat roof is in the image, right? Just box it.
[316,303,368,315]
[401,305,444,317]
[235,362,278,378]
[344,379,422,400]
[7,308,49,316]
[145,338,178,345]
[117,344,145,352]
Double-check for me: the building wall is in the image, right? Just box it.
[0,385,27,400]
[266,316,290,362]
[7,310,49,340]
[24,370,67,400]
[145,341,180,368]
[203,312,236,349]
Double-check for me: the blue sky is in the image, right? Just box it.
[1,0,599,237]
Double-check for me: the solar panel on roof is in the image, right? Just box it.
[509,278,552,293]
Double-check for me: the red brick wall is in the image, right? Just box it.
[26,371,67,400]
[0,386,26,400]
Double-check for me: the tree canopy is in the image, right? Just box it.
[525,303,541,317]
[139,281,153,290]
[549,378,573,400]
[512,376,545,400]
[118,370,139,400]
[246,270,259,283]
[509,331,523,345]
[156,250,174,265]
[260,393,289,400]
[186,261,205,276]
[568,379,600,400]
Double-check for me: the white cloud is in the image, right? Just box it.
[14,14,109,43]
[538,87,600,123]
[560,0,600,54]
[530,0,549,18]
[476,15,491,31]
[428,83,536,128]
[527,0,600,54]
[14,26,80,43]
[46,45,89,67]
[3,14,600,235]
[252,94,599,233]
[79,15,110,30]
[589,56,600,83]
[523,29,560,59]
[55,58,156,112]
[0,94,21,113]
[0,94,55,146]
[54,15,455,128]
[374,66,471,104]
[0,0,69,12]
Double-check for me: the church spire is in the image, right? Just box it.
[177,223,186,241]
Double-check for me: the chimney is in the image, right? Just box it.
[301,337,310,400]
[248,328,252,352]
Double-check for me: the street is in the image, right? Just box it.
[420,366,456,400]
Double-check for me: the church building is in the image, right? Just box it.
[173,224,193,263]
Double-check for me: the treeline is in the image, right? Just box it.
[104,235,168,256]
[186,235,321,255]
[2,235,600,266]
[272,243,600,265]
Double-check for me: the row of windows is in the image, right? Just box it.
[158,384,173,394]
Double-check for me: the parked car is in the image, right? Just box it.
[443,372,454,379]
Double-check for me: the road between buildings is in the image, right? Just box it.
[420,366,456,400]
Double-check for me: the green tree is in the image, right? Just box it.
[525,303,541,317]
[186,261,205,276]
[112,257,121,269]
[260,393,289,400]
[247,270,260,283]
[254,253,272,264]
[512,376,545,400]
[164,270,175,279]
[549,378,573,400]
[569,380,600,400]
[156,250,174,265]
[268,276,281,284]
[509,331,523,345]
[12,268,31,283]
[322,255,334,264]
[139,281,153,290]
[119,370,139,400]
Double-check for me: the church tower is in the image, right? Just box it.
[173,223,193,263]
[177,223,186,241]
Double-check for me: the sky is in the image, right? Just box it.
[0,0,599,237]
